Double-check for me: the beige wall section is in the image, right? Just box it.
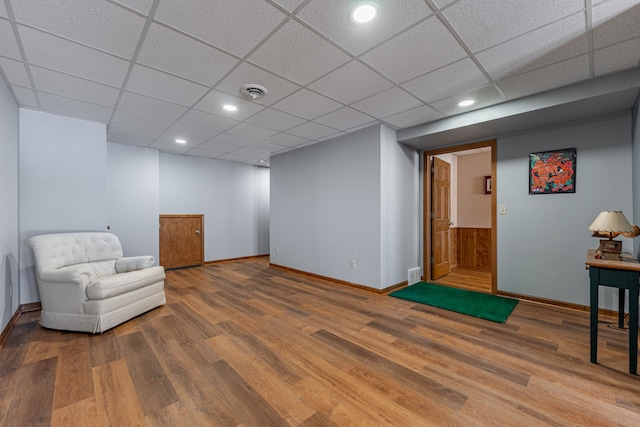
[456,151,491,228]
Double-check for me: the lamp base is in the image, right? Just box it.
[596,239,623,260]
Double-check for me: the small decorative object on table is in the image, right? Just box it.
[588,210,640,260]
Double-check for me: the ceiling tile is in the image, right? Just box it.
[361,16,467,83]
[217,153,253,162]
[0,18,21,59]
[308,60,393,104]
[148,140,192,154]
[178,109,238,132]
[12,86,38,108]
[498,55,590,100]
[111,0,155,15]
[125,64,208,106]
[442,0,585,52]
[18,25,129,87]
[111,110,173,132]
[248,20,351,85]
[246,140,288,153]
[430,84,507,116]
[155,0,286,57]
[156,123,219,144]
[193,141,238,153]
[382,105,444,129]
[351,87,422,119]
[39,92,113,122]
[208,133,254,147]
[476,14,588,80]
[593,0,640,49]
[271,0,306,12]
[194,89,265,120]
[271,88,342,120]
[215,61,301,106]
[401,58,489,103]
[245,108,306,131]
[265,132,310,147]
[183,148,224,159]
[231,147,271,158]
[594,38,640,76]
[12,0,145,58]
[297,0,433,56]
[31,66,120,107]
[108,122,164,140]
[137,23,239,87]
[0,57,30,87]
[286,121,337,139]
[118,91,188,121]
[226,122,279,140]
[314,107,373,131]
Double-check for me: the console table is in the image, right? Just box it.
[586,249,639,374]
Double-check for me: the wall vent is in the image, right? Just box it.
[408,267,421,286]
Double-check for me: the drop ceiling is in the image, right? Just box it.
[1,0,639,167]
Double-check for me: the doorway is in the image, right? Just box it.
[423,140,497,294]
[159,214,204,269]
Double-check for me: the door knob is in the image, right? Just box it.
[195,230,200,234]
[448,221,454,226]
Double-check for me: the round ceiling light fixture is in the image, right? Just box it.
[175,138,187,144]
[458,99,476,107]
[351,2,378,24]
[223,104,237,111]
[240,84,268,100]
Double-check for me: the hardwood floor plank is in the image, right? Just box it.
[1,257,640,425]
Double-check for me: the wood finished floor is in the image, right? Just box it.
[431,266,492,293]
[1,257,640,426]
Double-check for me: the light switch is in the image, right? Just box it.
[499,205,507,215]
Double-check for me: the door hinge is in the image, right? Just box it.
[430,212,435,219]
[431,257,434,263]
[431,166,435,173]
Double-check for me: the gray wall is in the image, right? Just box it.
[271,124,419,290]
[497,113,633,310]
[107,142,160,261]
[17,110,269,305]
[19,109,108,304]
[0,76,19,331]
[158,152,270,260]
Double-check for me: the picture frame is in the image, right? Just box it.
[529,148,576,194]
[483,176,492,194]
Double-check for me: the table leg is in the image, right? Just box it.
[629,283,638,375]
[590,273,599,364]
[619,289,626,329]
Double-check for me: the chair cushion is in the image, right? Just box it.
[86,266,165,300]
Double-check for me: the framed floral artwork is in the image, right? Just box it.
[529,148,576,194]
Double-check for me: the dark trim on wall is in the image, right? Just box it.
[205,254,269,265]
[269,263,405,294]
[0,302,42,349]
[498,290,619,318]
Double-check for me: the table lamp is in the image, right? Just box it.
[588,210,635,260]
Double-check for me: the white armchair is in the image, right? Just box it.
[28,232,166,333]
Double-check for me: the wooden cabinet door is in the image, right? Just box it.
[432,157,452,280]
[159,214,204,269]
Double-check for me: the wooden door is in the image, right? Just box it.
[160,214,204,269]
[432,157,452,280]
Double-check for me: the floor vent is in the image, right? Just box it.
[408,267,421,286]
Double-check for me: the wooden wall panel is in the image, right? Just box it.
[452,228,491,270]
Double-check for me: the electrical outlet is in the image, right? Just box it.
[350,260,356,269]
[276,247,280,255]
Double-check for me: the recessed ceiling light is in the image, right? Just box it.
[223,104,238,111]
[458,99,476,107]
[351,2,378,24]
[175,138,187,144]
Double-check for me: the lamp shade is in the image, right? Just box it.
[588,210,634,233]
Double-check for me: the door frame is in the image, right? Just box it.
[423,139,497,293]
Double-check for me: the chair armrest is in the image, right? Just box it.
[116,256,156,273]
[39,268,91,285]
